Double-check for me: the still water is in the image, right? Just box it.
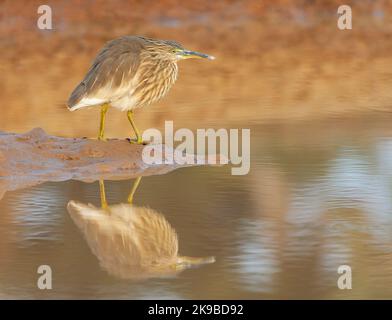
[1,117,392,299]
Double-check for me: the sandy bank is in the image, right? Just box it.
[0,128,216,197]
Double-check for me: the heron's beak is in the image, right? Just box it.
[179,50,215,60]
[176,256,216,269]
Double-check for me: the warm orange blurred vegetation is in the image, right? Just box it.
[1,0,392,137]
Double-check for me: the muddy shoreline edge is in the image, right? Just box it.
[0,128,220,198]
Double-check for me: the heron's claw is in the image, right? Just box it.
[127,138,148,145]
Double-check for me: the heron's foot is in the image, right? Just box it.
[126,138,149,145]
[98,136,107,142]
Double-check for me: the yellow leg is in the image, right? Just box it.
[127,176,142,204]
[98,103,109,141]
[127,110,143,144]
[99,180,108,210]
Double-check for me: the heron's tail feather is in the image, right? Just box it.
[68,82,106,111]
[67,82,87,110]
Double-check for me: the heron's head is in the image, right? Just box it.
[147,39,215,62]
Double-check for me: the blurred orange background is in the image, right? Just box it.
[1,0,392,137]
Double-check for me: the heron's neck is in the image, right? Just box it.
[133,57,178,107]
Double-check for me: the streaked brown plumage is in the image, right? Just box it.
[67,201,215,280]
[67,35,214,143]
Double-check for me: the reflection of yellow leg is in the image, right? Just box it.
[127,176,142,204]
[127,110,143,144]
[98,103,109,141]
[99,180,108,209]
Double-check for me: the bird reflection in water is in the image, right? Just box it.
[67,177,215,280]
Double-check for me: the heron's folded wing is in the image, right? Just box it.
[67,36,143,110]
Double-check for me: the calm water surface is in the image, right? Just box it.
[1,116,392,299]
